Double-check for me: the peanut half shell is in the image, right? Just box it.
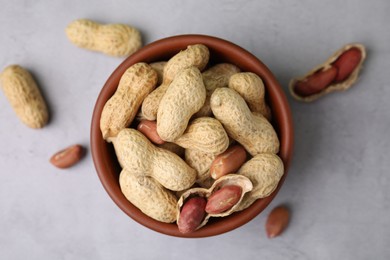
[289,43,366,102]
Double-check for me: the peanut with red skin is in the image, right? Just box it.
[210,145,247,180]
[294,66,338,97]
[332,47,362,82]
[50,144,85,169]
[265,205,290,238]
[137,120,165,145]
[205,185,243,214]
[178,197,207,234]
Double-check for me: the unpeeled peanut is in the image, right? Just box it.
[236,153,284,211]
[157,67,206,142]
[228,72,271,120]
[210,145,247,180]
[119,169,177,223]
[113,128,196,191]
[149,61,166,85]
[185,148,216,183]
[210,88,279,156]
[142,44,210,120]
[174,117,229,155]
[100,63,157,140]
[0,65,49,128]
[65,19,142,57]
[194,63,240,118]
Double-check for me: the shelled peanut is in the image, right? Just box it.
[289,43,366,102]
[100,43,284,231]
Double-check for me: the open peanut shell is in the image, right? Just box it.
[176,174,253,232]
[289,43,366,102]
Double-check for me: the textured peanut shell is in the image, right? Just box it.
[228,72,271,120]
[236,153,284,211]
[194,63,240,118]
[157,67,206,142]
[289,43,366,102]
[119,169,177,223]
[100,63,157,140]
[174,117,229,155]
[185,148,216,182]
[0,65,49,128]
[141,44,210,120]
[176,174,253,231]
[210,88,279,156]
[65,19,142,57]
[149,61,166,85]
[113,128,196,191]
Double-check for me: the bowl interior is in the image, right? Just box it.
[91,34,293,238]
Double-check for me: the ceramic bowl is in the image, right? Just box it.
[91,34,293,237]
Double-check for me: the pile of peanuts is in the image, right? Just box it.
[99,44,285,234]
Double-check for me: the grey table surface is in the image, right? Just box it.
[1,0,389,259]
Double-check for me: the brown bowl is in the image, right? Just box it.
[91,34,293,238]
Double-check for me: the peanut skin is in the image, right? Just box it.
[65,19,142,57]
[157,67,206,142]
[210,88,279,156]
[178,197,207,234]
[0,65,49,128]
[120,169,177,223]
[100,63,157,140]
[210,145,247,180]
[113,128,196,191]
[205,185,243,214]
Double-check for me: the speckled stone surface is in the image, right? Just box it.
[1,0,389,259]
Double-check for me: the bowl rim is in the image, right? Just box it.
[91,34,294,238]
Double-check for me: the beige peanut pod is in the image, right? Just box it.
[185,148,216,183]
[100,63,157,140]
[65,19,142,57]
[228,72,271,120]
[157,67,206,142]
[176,174,253,231]
[174,117,229,155]
[113,128,196,191]
[149,61,167,85]
[236,153,284,211]
[119,169,177,223]
[141,44,209,120]
[0,65,49,128]
[194,63,241,118]
[289,43,366,102]
[210,87,279,156]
